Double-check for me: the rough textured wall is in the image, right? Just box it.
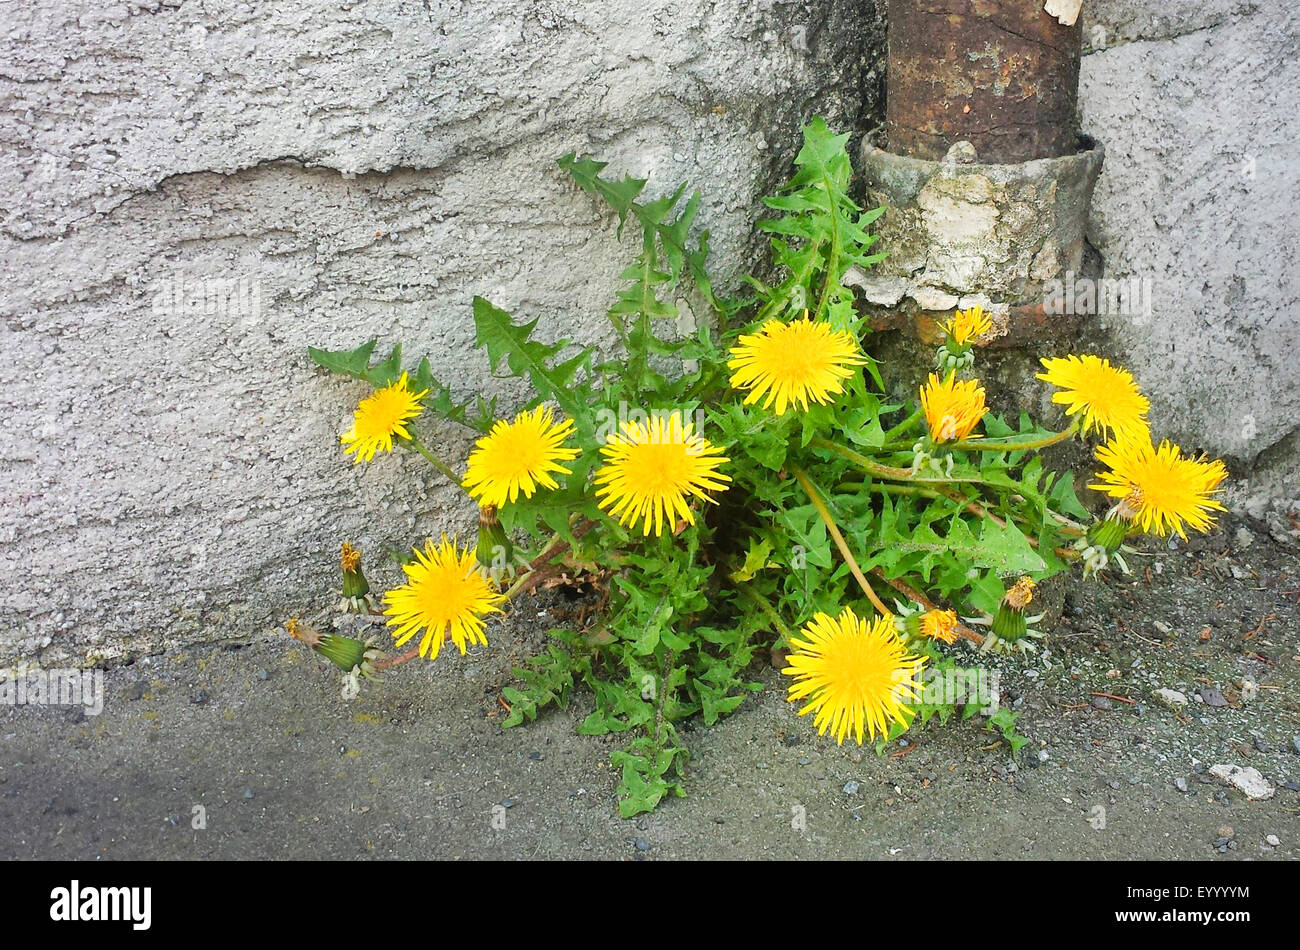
[1,0,885,664]
[5,0,1297,667]
[1078,0,1300,520]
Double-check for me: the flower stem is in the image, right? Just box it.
[406,435,461,484]
[810,437,989,486]
[949,417,1081,452]
[881,406,924,443]
[792,467,892,617]
[734,580,793,642]
[373,645,420,672]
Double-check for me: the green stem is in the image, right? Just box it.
[881,406,924,443]
[841,481,945,502]
[735,580,793,642]
[792,467,892,617]
[810,437,990,486]
[406,436,461,484]
[949,417,1081,452]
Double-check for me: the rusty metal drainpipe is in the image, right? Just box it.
[885,0,1082,164]
[855,1,1102,344]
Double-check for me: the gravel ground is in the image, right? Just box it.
[3,513,1298,860]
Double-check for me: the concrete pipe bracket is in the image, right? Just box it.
[852,136,1104,347]
[862,0,1103,349]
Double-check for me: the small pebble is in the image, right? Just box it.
[634,837,651,852]
[1037,750,1049,763]
[243,789,254,799]
[1292,737,1300,755]
[1217,825,1234,840]
[1174,777,1189,793]
[528,752,544,760]
[1092,697,1113,710]
[843,780,860,795]
[190,690,209,706]
[1266,834,1280,846]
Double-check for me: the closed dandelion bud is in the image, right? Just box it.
[991,602,1028,642]
[287,621,381,675]
[992,577,1035,642]
[894,606,959,645]
[340,542,369,598]
[935,307,992,371]
[316,633,370,672]
[920,608,959,644]
[936,344,975,373]
[476,505,513,573]
[895,611,923,639]
[1087,516,1128,553]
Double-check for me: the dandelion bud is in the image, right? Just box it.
[285,618,321,649]
[316,633,370,672]
[340,542,369,599]
[1086,516,1128,553]
[476,505,513,575]
[287,620,382,676]
[991,577,1035,642]
[895,606,959,645]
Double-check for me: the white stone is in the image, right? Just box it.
[842,271,908,307]
[1209,764,1275,801]
[909,286,961,312]
[1153,688,1188,709]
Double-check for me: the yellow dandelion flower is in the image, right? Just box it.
[384,535,506,660]
[939,306,993,347]
[461,406,580,508]
[1091,436,1228,539]
[782,608,925,746]
[1037,354,1150,440]
[921,372,988,442]
[920,608,959,645]
[727,317,865,415]
[593,411,731,537]
[340,372,429,463]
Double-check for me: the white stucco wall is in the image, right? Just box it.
[1080,0,1300,516]
[3,0,1296,665]
[1,0,884,664]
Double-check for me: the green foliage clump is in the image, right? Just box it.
[303,118,1176,817]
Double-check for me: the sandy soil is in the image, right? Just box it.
[3,512,1297,860]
